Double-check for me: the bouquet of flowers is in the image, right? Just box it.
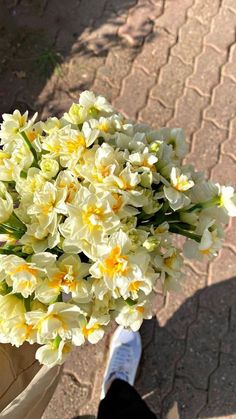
[0,91,235,367]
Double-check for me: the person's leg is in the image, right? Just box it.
[98,326,156,419]
[98,378,156,419]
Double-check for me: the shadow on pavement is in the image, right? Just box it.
[73,416,95,419]
[137,276,236,418]
[0,0,154,116]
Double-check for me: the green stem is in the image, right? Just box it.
[169,224,201,242]
[20,131,39,166]
[189,197,220,212]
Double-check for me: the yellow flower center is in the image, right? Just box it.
[164,253,176,268]
[128,281,142,292]
[97,122,110,132]
[11,264,38,276]
[136,306,144,313]
[119,176,134,191]
[82,205,104,228]
[100,165,110,178]
[65,134,86,153]
[18,115,27,127]
[112,194,123,213]
[175,178,190,191]
[41,200,54,215]
[200,248,211,255]
[27,131,38,142]
[142,159,156,172]
[101,246,129,278]
[0,151,10,163]
[82,323,100,337]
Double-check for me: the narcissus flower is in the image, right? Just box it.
[0,91,234,367]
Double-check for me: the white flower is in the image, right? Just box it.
[40,158,59,179]
[90,230,151,299]
[129,147,158,172]
[27,182,67,234]
[79,314,110,344]
[1,314,37,347]
[0,181,13,223]
[164,167,194,210]
[0,110,37,144]
[0,294,25,320]
[36,339,72,367]
[183,220,223,260]
[35,254,91,304]
[218,185,236,217]
[3,255,44,298]
[26,302,83,342]
[154,128,188,159]
[60,187,120,250]
[115,299,152,331]
[79,91,114,114]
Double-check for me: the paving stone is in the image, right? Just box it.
[168,87,209,139]
[151,56,192,107]
[61,56,97,93]
[42,372,92,419]
[188,45,227,96]
[105,0,137,13]
[162,378,207,419]
[222,116,236,158]
[139,97,173,128]
[78,13,124,56]
[188,0,221,26]
[199,276,236,314]
[137,322,185,403]
[185,120,227,176]
[176,306,228,389]
[230,304,236,329]
[205,7,236,51]
[222,42,236,82]
[152,292,166,316]
[209,247,236,285]
[157,265,205,340]
[96,46,137,94]
[221,319,236,358]
[211,154,236,185]
[200,353,236,418]
[172,18,208,65]
[156,0,194,35]
[74,0,107,27]
[204,77,236,129]
[93,77,119,103]
[114,68,155,118]
[223,0,236,12]
[225,217,236,251]
[118,0,163,46]
[133,28,176,76]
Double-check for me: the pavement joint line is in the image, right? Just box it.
[115,0,166,111]
[137,0,195,121]
[167,0,225,129]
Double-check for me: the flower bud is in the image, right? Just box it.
[40,158,59,179]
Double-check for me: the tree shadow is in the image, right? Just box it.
[137,277,236,418]
[73,416,95,419]
[0,0,156,116]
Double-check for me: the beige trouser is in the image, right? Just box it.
[0,343,61,418]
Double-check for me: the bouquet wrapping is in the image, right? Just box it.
[0,91,235,367]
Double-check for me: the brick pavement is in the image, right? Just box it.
[1,1,236,418]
